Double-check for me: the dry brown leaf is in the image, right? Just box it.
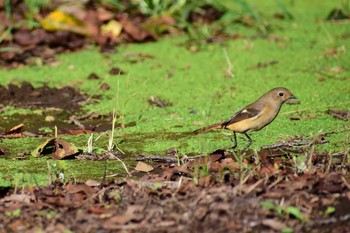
[326,109,350,121]
[32,138,79,159]
[54,139,79,160]
[135,161,154,172]
[86,179,101,187]
[325,66,345,73]
[96,8,114,21]
[103,205,144,228]
[4,123,24,135]
[65,183,96,197]
[3,194,33,204]
[261,219,287,230]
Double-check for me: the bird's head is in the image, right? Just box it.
[269,87,297,103]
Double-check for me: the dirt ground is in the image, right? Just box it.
[1,151,350,233]
[0,82,117,136]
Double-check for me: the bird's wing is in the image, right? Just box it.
[222,107,262,127]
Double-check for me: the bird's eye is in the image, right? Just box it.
[278,92,284,96]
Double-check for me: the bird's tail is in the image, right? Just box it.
[193,122,223,134]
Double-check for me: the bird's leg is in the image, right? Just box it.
[243,133,253,150]
[230,132,237,149]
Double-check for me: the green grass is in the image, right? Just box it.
[0,0,349,185]
[0,158,129,186]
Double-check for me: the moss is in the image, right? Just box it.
[0,0,349,184]
[0,158,129,186]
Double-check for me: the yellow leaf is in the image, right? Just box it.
[101,20,123,38]
[39,10,89,35]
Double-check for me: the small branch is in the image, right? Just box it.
[303,213,350,229]
[136,153,215,164]
[262,139,329,150]
[107,152,131,176]
[223,48,235,78]
[69,115,85,129]
[136,156,178,164]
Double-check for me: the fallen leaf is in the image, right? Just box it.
[101,20,122,38]
[108,67,126,75]
[289,114,316,120]
[261,219,287,230]
[325,66,345,73]
[4,123,24,135]
[86,179,101,187]
[3,194,33,204]
[142,15,177,35]
[188,5,223,24]
[89,206,111,215]
[103,205,144,228]
[45,115,55,122]
[120,16,156,42]
[68,129,95,135]
[32,138,79,159]
[9,220,25,233]
[65,183,96,197]
[135,161,154,172]
[40,9,90,35]
[326,109,350,121]
[13,29,46,48]
[99,83,110,90]
[259,165,277,176]
[96,8,114,22]
[53,139,80,159]
[147,96,172,108]
[87,73,100,80]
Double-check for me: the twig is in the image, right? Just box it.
[69,115,85,129]
[136,156,178,164]
[223,48,235,78]
[69,111,100,130]
[136,153,216,164]
[267,175,284,190]
[341,176,350,190]
[246,60,278,70]
[262,139,329,150]
[245,177,264,194]
[303,213,350,229]
[107,152,131,176]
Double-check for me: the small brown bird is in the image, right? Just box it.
[193,87,297,149]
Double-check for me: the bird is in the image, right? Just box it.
[193,87,297,149]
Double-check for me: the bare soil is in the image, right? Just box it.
[0,82,116,136]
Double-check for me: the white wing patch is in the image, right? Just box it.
[241,108,262,120]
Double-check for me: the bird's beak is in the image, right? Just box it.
[286,95,300,105]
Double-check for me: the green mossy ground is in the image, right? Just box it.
[0,0,349,186]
